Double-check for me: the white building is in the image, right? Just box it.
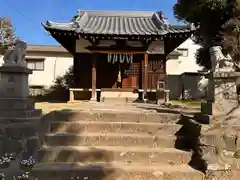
[167,38,203,99]
[167,38,202,75]
[0,45,73,95]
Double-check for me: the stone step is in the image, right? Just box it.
[38,146,191,165]
[50,121,182,135]
[33,162,204,180]
[50,110,181,123]
[43,133,180,148]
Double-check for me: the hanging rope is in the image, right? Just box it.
[107,53,112,63]
[119,54,125,63]
[107,53,133,64]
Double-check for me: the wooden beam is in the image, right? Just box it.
[73,55,77,86]
[140,57,144,100]
[141,40,152,49]
[91,54,97,101]
[144,53,148,100]
[91,50,147,54]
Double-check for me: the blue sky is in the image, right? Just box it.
[1,0,179,45]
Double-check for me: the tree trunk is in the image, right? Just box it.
[208,46,220,103]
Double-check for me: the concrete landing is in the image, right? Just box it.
[36,101,200,115]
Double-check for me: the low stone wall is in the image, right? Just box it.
[0,119,41,178]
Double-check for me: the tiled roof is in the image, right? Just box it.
[42,10,194,36]
[27,44,68,53]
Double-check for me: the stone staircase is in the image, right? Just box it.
[33,110,206,180]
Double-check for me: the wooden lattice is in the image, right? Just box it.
[148,60,164,72]
[123,62,140,76]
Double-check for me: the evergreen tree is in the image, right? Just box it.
[174,0,238,69]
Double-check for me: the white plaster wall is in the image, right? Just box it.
[166,38,202,75]
[28,56,73,88]
[0,53,73,88]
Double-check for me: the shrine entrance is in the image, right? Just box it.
[94,52,145,102]
[106,53,139,89]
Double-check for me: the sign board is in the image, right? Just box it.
[148,41,165,54]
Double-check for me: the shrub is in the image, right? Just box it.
[32,66,75,102]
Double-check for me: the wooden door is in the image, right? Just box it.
[122,62,140,89]
[147,59,165,89]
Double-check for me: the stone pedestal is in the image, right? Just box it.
[200,72,240,124]
[100,89,138,103]
[0,64,42,172]
[0,65,42,121]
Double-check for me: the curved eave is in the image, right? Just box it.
[79,29,194,39]
[42,21,195,41]
[41,22,76,32]
[41,22,79,38]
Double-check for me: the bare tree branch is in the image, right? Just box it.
[0,17,16,54]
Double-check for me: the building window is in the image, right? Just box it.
[26,58,45,71]
[177,48,188,57]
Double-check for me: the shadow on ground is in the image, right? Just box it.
[135,103,200,116]
[174,114,207,173]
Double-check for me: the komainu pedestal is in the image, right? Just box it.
[0,40,41,174]
[0,66,42,120]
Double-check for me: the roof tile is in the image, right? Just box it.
[43,10,194,36]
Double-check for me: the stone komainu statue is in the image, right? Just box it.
[3,40,27,65]
[198,76,209,92]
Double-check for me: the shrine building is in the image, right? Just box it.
[42,10,195,102]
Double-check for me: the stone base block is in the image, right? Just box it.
[0,66,31,98]
[100,91,138,103]
[0,121,40,139]
[90,97,97,102]
[0,116,41,123]
[0,98,34,110]
[194,113,213,124]
[201,102,213,115]
[0,109,42,119]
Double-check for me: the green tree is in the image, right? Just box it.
[173,0,237,69]
[0,17,15,53]
[221,0,240,70]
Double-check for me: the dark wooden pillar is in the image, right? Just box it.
[73,54,80,87]
[144,53,148,99]
[91,53,97,101]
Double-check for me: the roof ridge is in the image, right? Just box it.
[27,44,63,47]
[78,9,155,13]
[88,15,152,18]
[77,9,155,17]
